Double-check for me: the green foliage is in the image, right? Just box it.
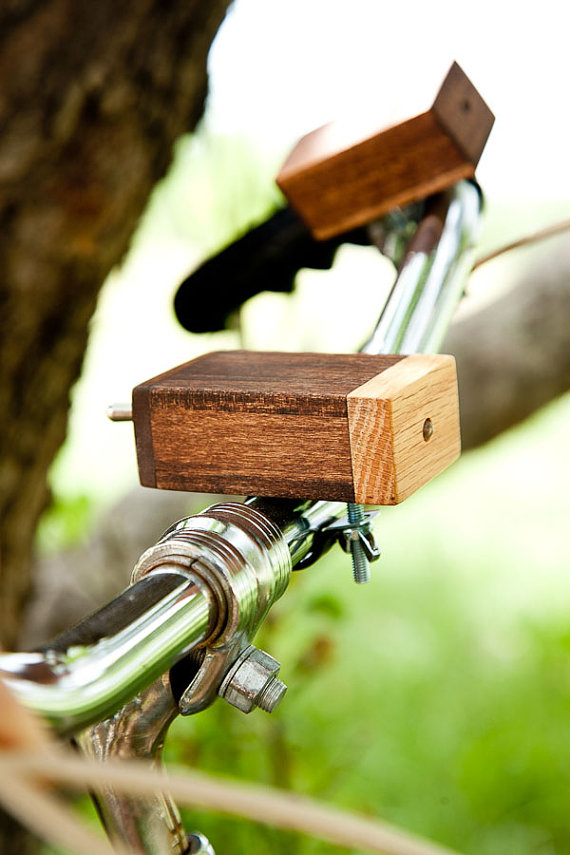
[36,493,94,554]
[136,128,285,253]
[167,562,570,854]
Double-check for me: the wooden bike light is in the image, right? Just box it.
[133,350,459,505]
[277,61,494,239]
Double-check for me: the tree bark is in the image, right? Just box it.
[444,239,570,450]
[0,0,231,652]
[0,2,230,852]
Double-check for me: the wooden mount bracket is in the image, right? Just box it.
[132,351,460,505]
[276,61,494,240]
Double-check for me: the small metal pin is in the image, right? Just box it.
[107,404,133,422]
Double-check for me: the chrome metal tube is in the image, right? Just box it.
[72,502,293,855]
[361,181,481,356]
[0,503,291,739]
[0,570,215,737]
[76,673,190,854]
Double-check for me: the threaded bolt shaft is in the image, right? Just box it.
[346,503,370,584]
[256,676,287,712]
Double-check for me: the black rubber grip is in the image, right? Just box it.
[173,206,369,333]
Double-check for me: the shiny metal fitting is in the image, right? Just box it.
[74,502,292,853]
[132,503,292,716]
[219,645,286,714]
[106,403,133,421]
[187,832,216,854]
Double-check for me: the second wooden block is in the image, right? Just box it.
[132,351,460,504]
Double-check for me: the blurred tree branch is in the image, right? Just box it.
[445,238,570,450]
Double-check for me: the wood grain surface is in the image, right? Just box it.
[133,351,460,504]
[277,62,494,239]
[347,355,460,503]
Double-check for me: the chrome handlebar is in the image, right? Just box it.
[0,503,291,736]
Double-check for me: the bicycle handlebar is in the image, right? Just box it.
[0,571,214,736]
[0,503,291,736]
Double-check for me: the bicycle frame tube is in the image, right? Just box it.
[77,673,192,854]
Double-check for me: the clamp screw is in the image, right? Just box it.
[219,645,287,714]
[346,503,370,584]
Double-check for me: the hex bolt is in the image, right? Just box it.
[218,646,287,714]
[346,502,370,584]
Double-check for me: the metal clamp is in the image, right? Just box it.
[323,511,382,563]
[132,503,291,717]
[290,510,381,572]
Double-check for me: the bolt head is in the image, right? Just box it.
[219,646,285,713]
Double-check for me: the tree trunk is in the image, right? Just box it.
[0,1,230,851]
[0,0,231,650]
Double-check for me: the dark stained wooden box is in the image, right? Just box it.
[277,62,494,239]
[132,351,460,505]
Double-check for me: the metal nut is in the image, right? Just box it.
[218,645,287,714]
